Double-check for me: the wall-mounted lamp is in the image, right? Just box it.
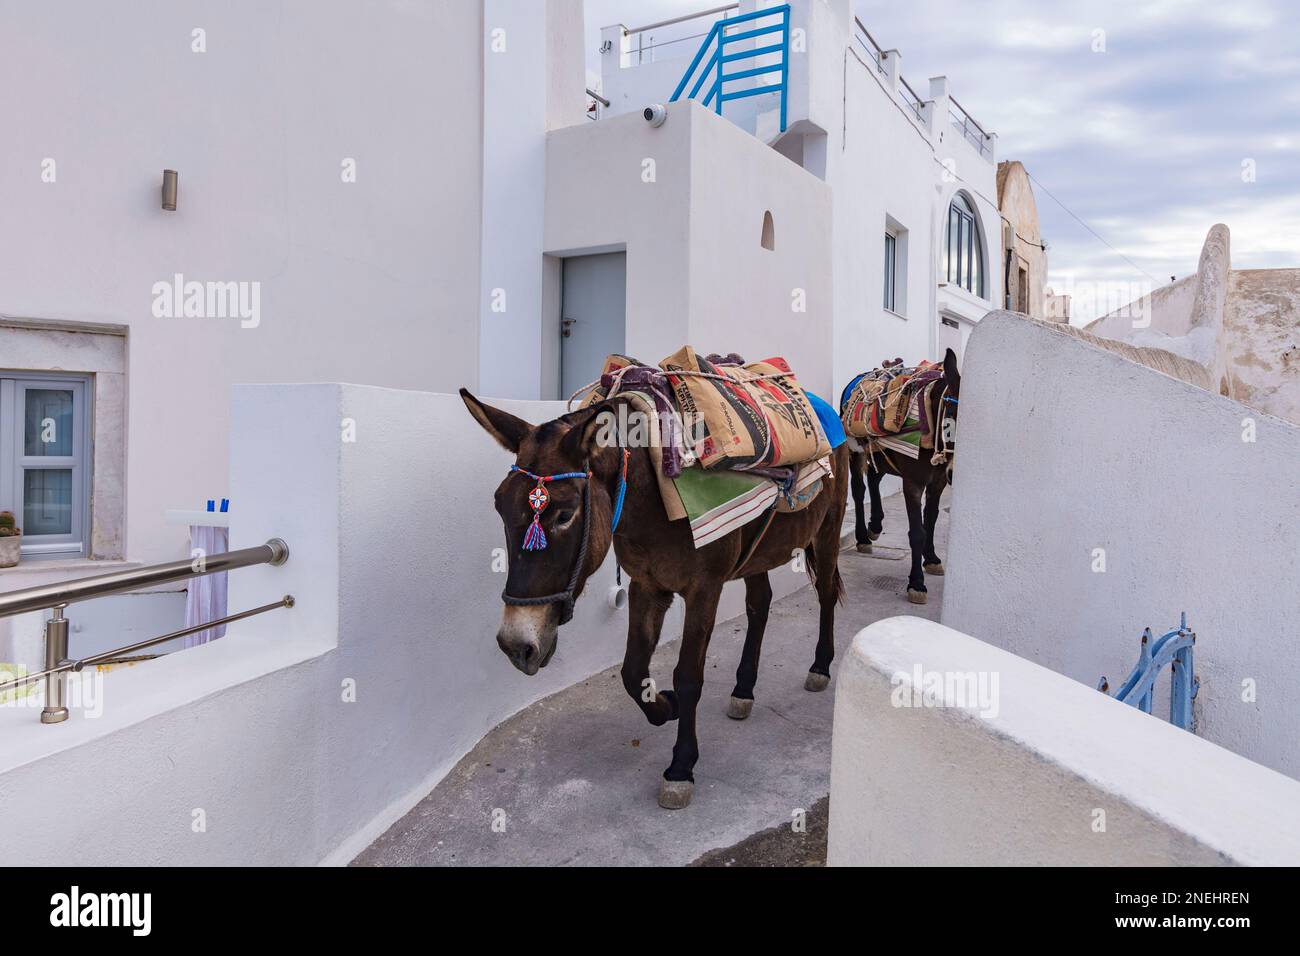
[161,169,179,211]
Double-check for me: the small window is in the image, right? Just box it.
[883,233,897,311]
[761,210,775,251]
[945,193,985,298]
[0,373,93,557]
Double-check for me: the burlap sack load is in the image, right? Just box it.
[659,346,830,470]
[841,360,942,439]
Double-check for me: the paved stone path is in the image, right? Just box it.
[354,495,949,867]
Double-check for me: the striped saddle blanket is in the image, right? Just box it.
[578,351,844,549]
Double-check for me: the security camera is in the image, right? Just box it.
[643,104,667,127]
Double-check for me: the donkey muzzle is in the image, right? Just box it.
[497,605,558,675]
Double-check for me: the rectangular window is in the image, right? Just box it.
[959,215,971,290]
[0,373,92,557]
[947,208,959,283]
[883,233,897,311]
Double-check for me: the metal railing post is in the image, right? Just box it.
[41,605,70,724]
[715,35,723,115]
[779,7,789,132]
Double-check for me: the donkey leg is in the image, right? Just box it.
[728,572,772,720]
[805,534,843,692]
[620,579,678,727]
[903,479,929,604]
[866,462,885,540]
[850,452,872,553]
[922,478,946,575]
[660,582,723,809]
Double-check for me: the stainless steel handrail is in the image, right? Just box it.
[853,17,885,65]
[625,3,737,35]
[0,538,288,619]
[0,537,291,724]
[898,76,924,118]
[0,596,294,692]
[949,95,986,136]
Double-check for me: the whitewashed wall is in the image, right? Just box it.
[828,617,1300,866]
[0,1,490,567]
[830,66,1000,396]
[0,382,820,864]
[942,312,1300,781]
[0,1,590,569]
[478,0,587,400]
[545,100,835,397]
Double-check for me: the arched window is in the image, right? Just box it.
[760,210,775,251]
[945,193,984,297]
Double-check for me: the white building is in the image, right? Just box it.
[3,1,1295,869]
[0,0,997,582]
[594,0,1001,393]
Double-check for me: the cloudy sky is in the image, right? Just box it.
[586,0,1300,323]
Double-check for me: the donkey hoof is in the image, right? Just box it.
[907,588,928,605]
[856,541,873,554]
[658,778,694,810]
[804,672,831,692]
[727,696,754,720]
[867,528,881,541]
[924,561,945,576]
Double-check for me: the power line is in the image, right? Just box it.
[1025,170,1161,286]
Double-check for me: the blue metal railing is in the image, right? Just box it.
[1097,613,1198,732]
[669,4,790,134]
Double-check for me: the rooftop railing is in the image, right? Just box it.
[669,4,791,134]
[853,18,887,75]
[898,76,924,120]
[625,2,740,65]
[0,538,292,724]
[852,14,990,150]
[949,96,990,156]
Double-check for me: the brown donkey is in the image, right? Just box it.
[848,348,961,605]
[461,389,849,809]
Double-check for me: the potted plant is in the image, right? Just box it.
[0,511,20,568]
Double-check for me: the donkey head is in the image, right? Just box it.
[460,389,620,675]
[940,348,961,485]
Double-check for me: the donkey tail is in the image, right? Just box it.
[805,546,847,606]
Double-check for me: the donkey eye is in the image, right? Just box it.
[555,510,575,526]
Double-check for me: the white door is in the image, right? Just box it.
[560,252,626,398]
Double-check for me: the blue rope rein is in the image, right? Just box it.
[610,449,630,534]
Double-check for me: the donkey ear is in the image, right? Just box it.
[943,348,960,385]
[559,404,611,464]
[460,388,531,453]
